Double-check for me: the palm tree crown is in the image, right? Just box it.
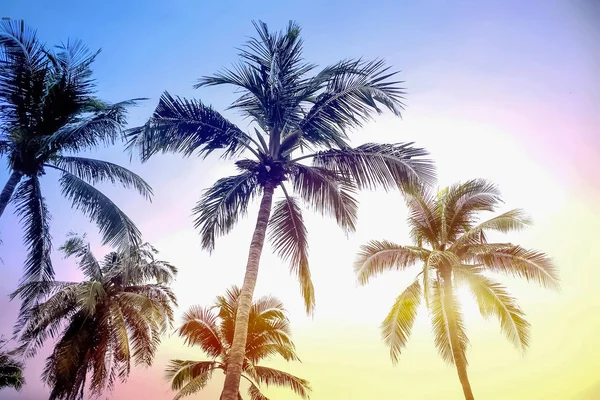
[127,21,434,313]
[0,338,25,392]
[354,179,559,400]
[128,20,434,400]
[167,286,310,400]
[12,234,178,400]
[0,20,151,290]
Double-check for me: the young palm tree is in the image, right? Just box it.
[0,20,150,292]
[0,338,24,391]
[354,180,559,400]
[12,234,178,400]
[166,286,310,400]
[127,21,434,399]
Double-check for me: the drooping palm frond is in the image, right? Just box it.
[247,380,270,400]
[126,92,251,161]
[381,279,422,364]
[253,366,311,399]
[307,142,435,191]
[59,232,102,280]
[454,266,530,350]
[193,171,260,252]
[354,240,428,285]
[47,156,152,199]
[56,170,141,248]
[268,194,315,313]
[13,176,53,285]
[165,360,219,391]
[177,306,224,359]
[290,164,357,233]
[430,279,469,366]
[466,244,559,289]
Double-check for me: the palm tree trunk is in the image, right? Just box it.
[220,182,276,400]
[0,171,23,219]
[441,270,475,400]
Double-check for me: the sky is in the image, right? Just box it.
[0,0,599,399]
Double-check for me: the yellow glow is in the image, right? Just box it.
[456,284,481,320]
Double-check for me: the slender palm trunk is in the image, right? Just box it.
[441,270,475,400]
[220,183,276,400]
[0,171,23,219]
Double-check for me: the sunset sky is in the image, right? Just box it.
[1,0,599,399]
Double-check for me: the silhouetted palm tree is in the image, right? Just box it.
[0,338,24,391]
[167,286,310,400]
[12,234,177,400]
[128,21,434,399]
[354,180,559,400]
[0,20,150,293]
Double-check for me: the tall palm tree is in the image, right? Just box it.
[0,20,151,293]
[127,21,434,399]
[0,338,24,391]
[11,234,178,400]
[353,180,559,400]
[166,286,310,400]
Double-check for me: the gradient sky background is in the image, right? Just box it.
[1,0,599,399]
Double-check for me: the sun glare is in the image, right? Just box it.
[456,284,481,320]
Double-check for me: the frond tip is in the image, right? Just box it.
[382,279,422,364]
[268,195,315,314]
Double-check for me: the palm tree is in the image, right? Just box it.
[166,286,310,400]
[11,233,177,400]
[0,338,24,391]
[354,180,559,400]
[127,21,434,399]
[0,20,151,293]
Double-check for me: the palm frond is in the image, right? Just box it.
[13,176,53,286]
[0,338,25,391]
[247,380,270,400]
[308,142,435,191]
[451,209,532,251]
[57,170,141,248]
[41,100,138,154]
[165,359,218,391]
[430,279,469,365]
[254,366,311,399]
[290,164,357,233]
[299,59,404,148]
[126,92,249,161]
[12,282,80,358]
[177,306,223,358]
[440,179,502,242]
[0,20,48,130]
[467,244,559,289]
[403,184,441,248]
[354,240,428,285]
[454,266,530,350]
[268,194,315,314]
[193,171,260,252]
[381,279,422,364]
[59,233,103,280]
[48,156,153,200]
[173,373,214,400]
